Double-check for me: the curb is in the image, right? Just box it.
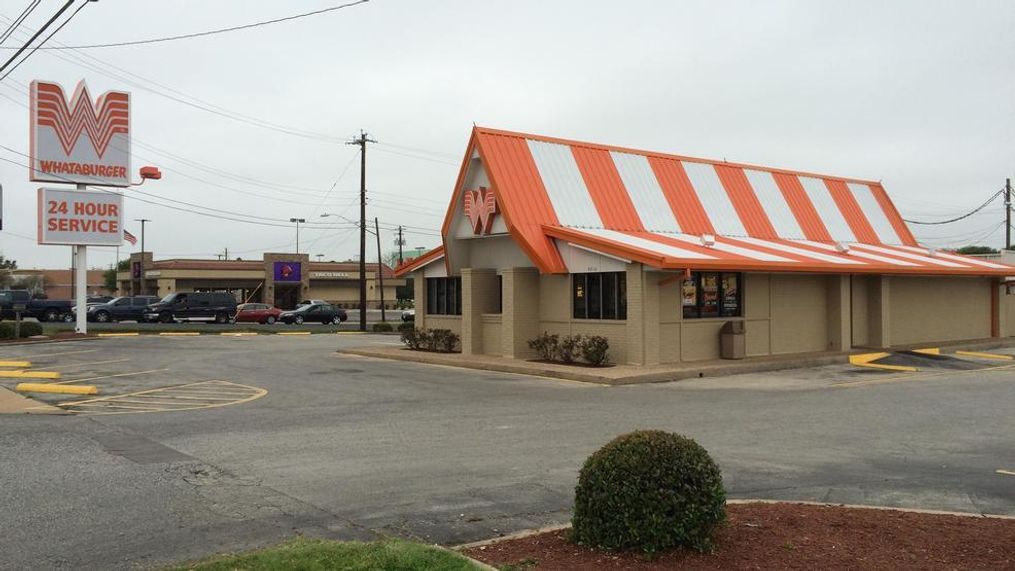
[338,348,852,386]
[454,499,1015,552]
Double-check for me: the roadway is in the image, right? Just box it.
[0,334,1012,569]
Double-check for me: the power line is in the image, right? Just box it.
[0,1,40,46]
[0,0,371,50]
[903,188,1004,225]
[0,0,77,80]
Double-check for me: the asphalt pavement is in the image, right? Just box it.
[1,335,1013,569]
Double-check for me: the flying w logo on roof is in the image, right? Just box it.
[33,80,129,158]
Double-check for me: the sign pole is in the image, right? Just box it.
[74,184,88,334]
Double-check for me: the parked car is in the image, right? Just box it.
[86,296,160,323]
[86,295,114,305]
[298,299,328,307]
[0,289,73,322]
[401,309,415,322]
[144,292,238,324]
[234,303,283,324]
[279,303,347,325]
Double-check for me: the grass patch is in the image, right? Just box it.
[171,538,481,571]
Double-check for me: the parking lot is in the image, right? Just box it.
[1,335,1013,569]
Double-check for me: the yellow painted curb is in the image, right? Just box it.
[159,332,201,336]
[848,352,917,372]
[0,360,31,368]
[97,332,139,337]
[16,382,97,395]
[0,370,61,380]
[277,331,311,336]
[956,350,1013,361]
[911,347,940,355]
[336,331,366,335]
[220,332,257,336]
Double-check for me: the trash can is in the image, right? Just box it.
[719,320,746,360]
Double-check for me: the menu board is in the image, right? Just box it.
[681,277,697,318]
[700,273,719,317]
[721,273,739,316]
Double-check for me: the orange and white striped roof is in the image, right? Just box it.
[433,127,1013,277]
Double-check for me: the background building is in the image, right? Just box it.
[117,252,402,310]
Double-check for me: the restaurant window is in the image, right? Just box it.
[572,272,627,320]
[426,277,461,315]
[681,272,741,318]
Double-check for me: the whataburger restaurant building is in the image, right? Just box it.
[396,127,1015,365]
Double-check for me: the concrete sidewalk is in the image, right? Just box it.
[0,387,62,414]
[338,346,852,384]
[340,336,1015,385]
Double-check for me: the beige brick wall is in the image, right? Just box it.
[461,268,499,355]
[889,276,991,345]
[770,274,828,354]
[502,268,540,358]
[482,314,503,355]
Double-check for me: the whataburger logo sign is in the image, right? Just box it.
[30,79,130,187]
[463,187,499,234]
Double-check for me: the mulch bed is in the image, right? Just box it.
[463,503,1015,570]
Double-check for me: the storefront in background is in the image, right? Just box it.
[397,127,1015,365]
[118,252,402,310]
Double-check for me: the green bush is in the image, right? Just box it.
[400,327,422,349]
[401,327,459,352]
[0,321,43,339]
[528,332,559,361]
[572,430,726,555]
[397,322,414,334]
[580,335,610,366]
[558,335,581,364]
[372,322,394,333]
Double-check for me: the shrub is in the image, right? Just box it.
[0,321,44,339]
[402,327,459,352]
[18,322,43,337]
[580,335,610,367]
[400,327,422,350]
[528,332,559,361]
[429,328,459,352]
[572,430,726,555]
[372,322,394,333]
[397,322,414,334]
[558,334,582,364]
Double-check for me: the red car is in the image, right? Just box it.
[233,303,283,324]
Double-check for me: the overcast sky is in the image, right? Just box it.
[1,0,1013,269]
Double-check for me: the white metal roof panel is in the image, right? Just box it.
[527,140,602,229]
[848,182,903,245]
[610,151,681,233]
[798,176,856,243]
[681,161,747,237]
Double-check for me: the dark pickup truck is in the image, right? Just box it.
[0,290,74,322]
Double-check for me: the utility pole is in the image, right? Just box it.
[347,130,375,332]
[135,218,150,295]
[289,218,305,253]
[1007,178,1012,251]
[396,225,405,265]
[375,217,386,323]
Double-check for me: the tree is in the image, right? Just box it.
[0,253,16,270]
[103,259,131,293]
[956,245,999,255]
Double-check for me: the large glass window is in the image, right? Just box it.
[426,277,461,315]
[682,272,742,318]
[572,272,627,320]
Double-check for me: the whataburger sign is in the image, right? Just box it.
[29,79,130,187]
[30,79,130,248]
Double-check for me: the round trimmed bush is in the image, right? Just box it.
[372,322,394,332]
[572,430,726,554]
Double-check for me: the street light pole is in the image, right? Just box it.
[289,217,305,253]
[134,218,151,295]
